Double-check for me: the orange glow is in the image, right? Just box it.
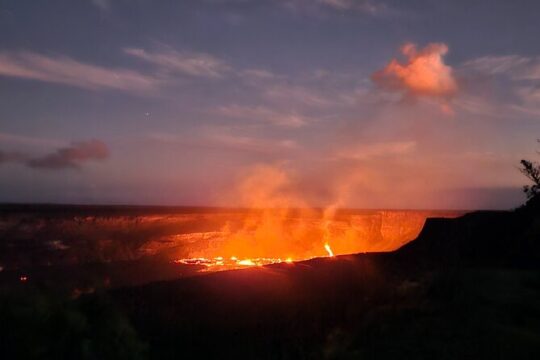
[169,208,460,270]
[168,210,463,273]
[372,42,457,99]
[165,165,463,273]
[174,256,293,270]
[324,243,334,257]
[174,242,337,271]
[237,259,256,266]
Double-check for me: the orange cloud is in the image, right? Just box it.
[372,42,458,100]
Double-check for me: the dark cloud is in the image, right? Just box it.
[26,140,110,170]
[0,150,26,164]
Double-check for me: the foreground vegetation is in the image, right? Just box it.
[1,154,540,359]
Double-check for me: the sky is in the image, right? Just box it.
[0,0,539,209]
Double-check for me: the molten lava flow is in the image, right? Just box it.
[174,242,339,272]
[169,210,464,273]
[324,243,334,257]
[167,166,464,274]
[237,259,256,266]
[174,255,295,271]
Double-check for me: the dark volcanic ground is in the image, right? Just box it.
[1,207,540,359]
[114,254,540,359]
[109,210,540,359]
[0,204,461,291]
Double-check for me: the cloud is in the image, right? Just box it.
[462,55,540,80]
[207,133,298,154]
[216,104,308,127]
[0,51,159,93]
[283,0,389,15]
[26,140,110,170]
[459,54,540,119]
[0,132,62,148]
[146,130,298,155]
[372,42,458,100]
[263,84,332,107]
[317,0,385,13]
[205,0,388,14]
[0,151,26,164]
[239,69,278,80]
[90,0,111,12]
[124,47,231,78]
[0,46,235,94]
[333,140,416,160]
[0,46,234,94]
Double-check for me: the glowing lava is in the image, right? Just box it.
[175,243,338,272]
[324,243,334,257]
[173,256,292,271]
[237,259,256,266]
[166,208,463,274]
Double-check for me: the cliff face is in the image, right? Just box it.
[397,210,540,267]
[0,206,462,271]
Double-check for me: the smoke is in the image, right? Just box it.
[0,150,26,164]
[206,164,322,259]
[236,164,307,209]
[372,42,458,101]
[90,0,111,12]
[26,140,109,169]
[198,163,447,261]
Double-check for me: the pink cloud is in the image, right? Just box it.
[124,47,230,78]
[263,84,331,107]
[205,133,298,154]
[0,51,159,93]
[334,140,416,160]
[215,104,308,127]
[318,0,384,13]
[372,42,458,100]
[283,0,388,15]
[462,55,540,80]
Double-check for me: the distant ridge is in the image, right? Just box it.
[397,210,540,268]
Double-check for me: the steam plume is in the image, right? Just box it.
[372,42,458,100]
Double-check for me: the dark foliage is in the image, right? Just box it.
[520,140,540,211]
[1,205,540,359]
[0,287,147,359]
[520,159,540,199]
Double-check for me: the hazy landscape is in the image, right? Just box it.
[2,1,540,359]
[1,204,539,359]
[0,205,461,289]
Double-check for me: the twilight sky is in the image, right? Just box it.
[1,0,540,209]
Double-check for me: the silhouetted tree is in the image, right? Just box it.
[519,140,540,211]
[520,159,540,199]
